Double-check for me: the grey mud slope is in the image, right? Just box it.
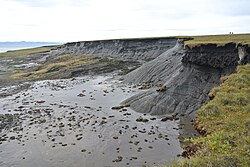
[50,38,177,60]
[122,41,243,115]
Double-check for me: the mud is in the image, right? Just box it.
[0,74,182,167]
[1,37,247,167]
[122,40,238,116]
[50,38,177,60]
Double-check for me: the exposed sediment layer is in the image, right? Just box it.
[50,38,250,116]
[182,43,239,68]
[122,41,249,115]
[50,38,177,60]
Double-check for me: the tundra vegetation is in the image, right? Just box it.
[10,54,137,81]
[0,46,139,83]
[11,54,99,80]
[182,33,250,46]
[171,64,250,167]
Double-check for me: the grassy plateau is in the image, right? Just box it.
[180,33,250,47]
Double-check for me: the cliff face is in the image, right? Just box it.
[182,43,239,68]
[49,38,249,116]
[50,38,177,60]
[122,41,249,116]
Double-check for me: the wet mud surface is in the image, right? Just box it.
[0,74,182,167]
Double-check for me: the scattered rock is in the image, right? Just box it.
[112,104,130,110]
[111,106,124,110]
[134,141,140,145]
[156,85,168,92]
[113,156,123,162]
[137,147,142,152]
[130,157,137,160]
[77,93,85,97]
[36,100,45,104]
[161,113,178,121]
[9,136,15,140]
[136,116,149,123]
[81,149,87,152]
[77,137,83,140]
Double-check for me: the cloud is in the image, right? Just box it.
[8,0,90,8]
[203,0,250,16]
[15,24,37,27]
[0,0,249,42]
[8,0,59,7]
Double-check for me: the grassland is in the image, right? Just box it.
[0,45,58,57]
[11,54,100,80]
[98,33,250,47]
[0,46,59,81]
[9,53,139,81]
[171,64,250,167]
[179,34,250,47]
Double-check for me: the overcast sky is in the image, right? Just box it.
[0,0,250,42]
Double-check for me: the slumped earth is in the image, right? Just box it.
[0,74,182,167]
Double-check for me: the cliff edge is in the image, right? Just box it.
[122,41,249,116]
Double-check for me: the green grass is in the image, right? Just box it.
[11,54,98,80]
[0,46,58,57]
[171,64,250,167]
[88,33,250,47]
[0,72,13,79]
[179,34,250,47]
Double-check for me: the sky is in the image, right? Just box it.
[0,0,250,42]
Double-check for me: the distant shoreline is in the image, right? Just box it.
[0,42,61,53]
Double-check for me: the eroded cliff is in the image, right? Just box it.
[122,41,249,116]
[50,38,177,60]
[12,38,249,116]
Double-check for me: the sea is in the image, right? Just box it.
[0,42,61,53]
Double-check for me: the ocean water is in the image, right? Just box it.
[0,46,33,53]
[0,42,60,53]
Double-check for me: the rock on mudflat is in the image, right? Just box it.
[77,93,85,97]
[113,156,123,162]
[161,113,178,121]
[136,116,149,123]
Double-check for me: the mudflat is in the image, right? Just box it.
[0,74,182,167]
